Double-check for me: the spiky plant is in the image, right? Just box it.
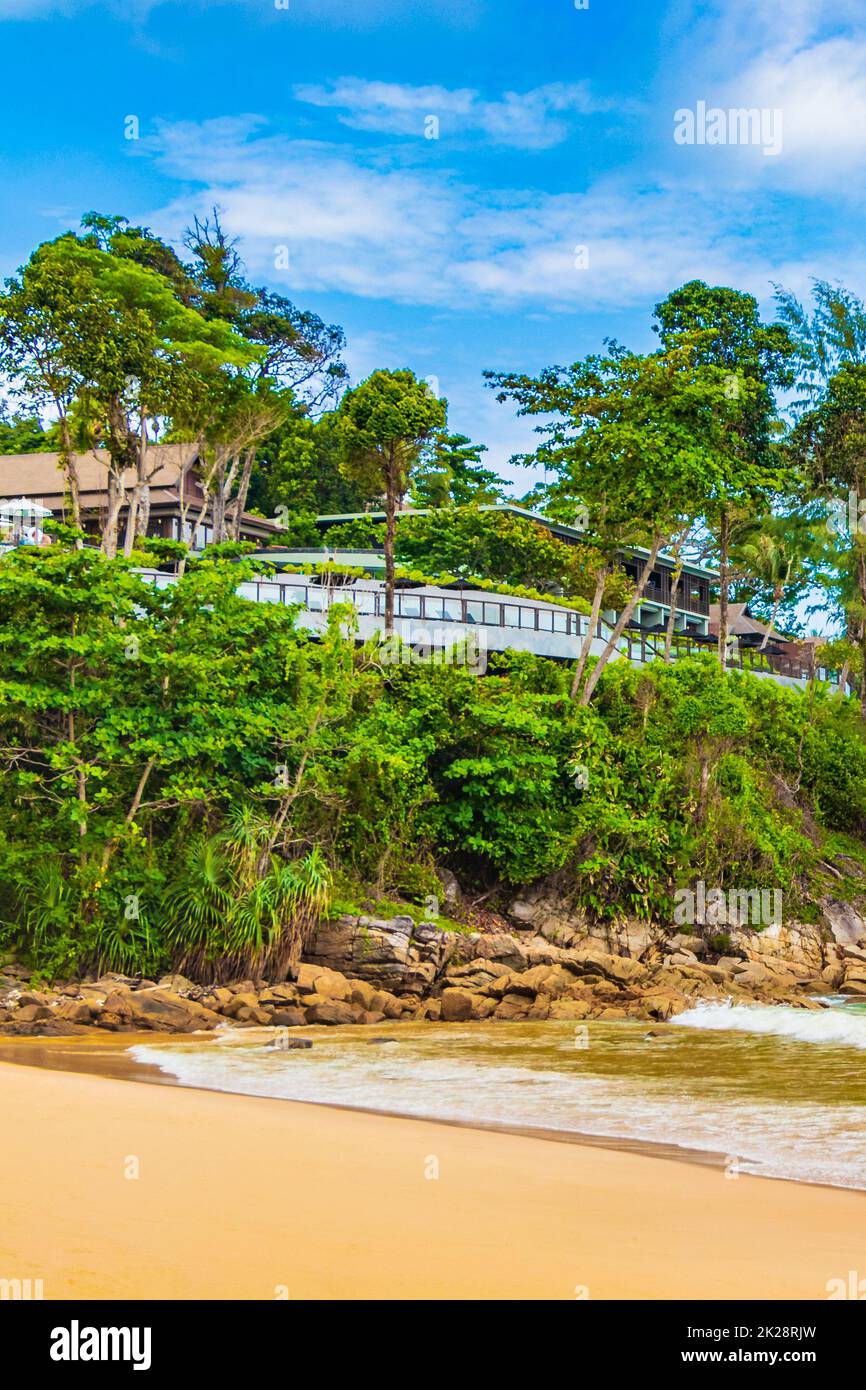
[164,817,332,982]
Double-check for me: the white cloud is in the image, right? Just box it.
[294,78,614,149]
[723,36,866,188]
[665,1,866,192]
[142,116,855,319]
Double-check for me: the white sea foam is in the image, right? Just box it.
[129,1015,866,1191]
[672,999,866,1049]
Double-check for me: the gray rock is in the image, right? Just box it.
[820,898,866,947]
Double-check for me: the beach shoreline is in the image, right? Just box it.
[0,1039,863,1300]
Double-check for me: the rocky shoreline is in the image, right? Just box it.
[3,890,866,1038]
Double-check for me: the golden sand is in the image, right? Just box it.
[0,1047,864,1299]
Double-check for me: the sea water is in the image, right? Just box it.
[130,999,866,1191]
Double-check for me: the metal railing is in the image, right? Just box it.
[147,570,839,688]
[234,579,584,635]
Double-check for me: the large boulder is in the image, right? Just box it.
[304,914,456,994]
[471,932,529,972]
[566,946,646,985]
[304,999,355,1026]
[100,987,222,1033]
[731,922,827,974]
[295,964,351,1001]
[819,899,866,949]
[440,988,477,1022]
[493,992,533,1021]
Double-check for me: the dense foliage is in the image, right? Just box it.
[1,541,863,980]
[4,215,866,982]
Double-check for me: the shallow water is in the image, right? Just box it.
[130,998,866,1191]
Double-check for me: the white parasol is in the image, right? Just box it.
[0,496,52,518]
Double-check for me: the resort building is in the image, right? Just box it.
[260,503,715,638]
[0,445,283,549]
[0,453,837,690]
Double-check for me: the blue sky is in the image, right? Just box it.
[2,0,866,493]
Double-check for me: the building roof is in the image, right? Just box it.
[0,444,282,535]
[0,444,201,504]
[314,504,719,580]
[708,603,779,638]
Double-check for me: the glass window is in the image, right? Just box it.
[466,600,484,623]
[443,598,462,622]
[401,594,421,618]
[484,602,502,625]
[424,596,445,620]
[537,609,554,631]
[503,604,520,627]
[520,607,537,629]
[553,609,568,633]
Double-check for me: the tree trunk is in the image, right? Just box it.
[122,490,139,557]
[212,454,228,546]
[663,539,686,664]
[570,565,607,698]
[138,482,151,541]
[230,447,256,541]
[101,467,126,558]
[123,418,151,557]
[698,754,710,823]
[57,414,83,543]
[717,506,730,671]
[759,587,783,651]
[579,536,664,706]
[384,444,397,634]
[178,448,218,575]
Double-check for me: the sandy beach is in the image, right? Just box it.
[1,1045,865,1300]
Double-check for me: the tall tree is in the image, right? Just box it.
[653,281,795,667]
[487,341,746,704]
[729,513,812,648]
[337,370,446,631]
[249,407,370,520]
[787,364,866,714]
[410,431,504,508]
[1,229,253,556]
[181,210,348,539]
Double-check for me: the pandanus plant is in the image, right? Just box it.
[165,805,331,982]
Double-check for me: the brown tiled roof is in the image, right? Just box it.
[0,443,200,506]
[0,444,282,536]
[708,602,777,638]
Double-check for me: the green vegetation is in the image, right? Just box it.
[1,538,864,979]
[3,214,866,981]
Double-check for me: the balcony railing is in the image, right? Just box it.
[145,571,838,688]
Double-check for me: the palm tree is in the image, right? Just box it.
[731,519,811,649]
[774,280,866,407]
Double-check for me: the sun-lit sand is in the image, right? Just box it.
[0,1048,864,1300]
